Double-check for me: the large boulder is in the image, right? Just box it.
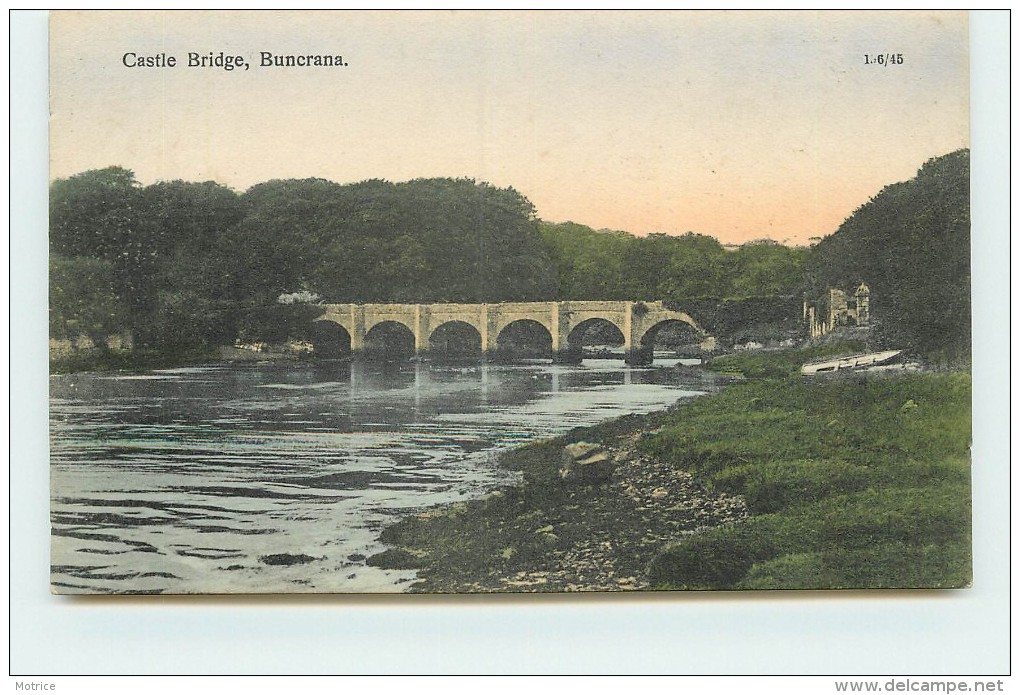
[560,442,616,485]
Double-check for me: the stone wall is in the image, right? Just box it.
[49,331,133,357]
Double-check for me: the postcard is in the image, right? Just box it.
[48,10,971,595]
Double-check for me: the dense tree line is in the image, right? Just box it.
[50,168,809,353]
[50,170,559,351]
[539,222,808,302]
[50,154,968,359]
[805,150,970,361]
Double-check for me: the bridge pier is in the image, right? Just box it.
[413,305,429,353]
[625,346,653,366]
[553,347,583,365]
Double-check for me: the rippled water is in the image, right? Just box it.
[50,359,717,594]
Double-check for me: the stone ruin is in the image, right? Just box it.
[803,282,870,339]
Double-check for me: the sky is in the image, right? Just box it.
[49,10,969,245]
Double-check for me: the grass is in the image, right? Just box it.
[706,340,868,379]
[643,354,971,590]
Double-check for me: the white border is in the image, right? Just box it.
[8,9,1011,675]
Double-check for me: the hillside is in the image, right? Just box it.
[805,150,970,361]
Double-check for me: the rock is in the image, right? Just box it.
[365,547,423,570]
[612,448,636,464]
[258,553,319,566]
[563,441,603,461]
[560,441,616,484]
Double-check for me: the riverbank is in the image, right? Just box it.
[49,347,220,375]
[371,348,972,592]
[371,406,749,592]
[48,345,315,375]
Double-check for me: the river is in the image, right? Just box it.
[49,358,718,594]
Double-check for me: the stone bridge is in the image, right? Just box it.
[313,300,713,364]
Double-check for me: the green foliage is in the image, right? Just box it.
[228,177,558,305]
[806,150,970,361]
[49,170,247,351]
[141,179,247,259]
[538,222,633,300]
[738,540,972,590]
[669,296,806,347]
[706,341,866,378]
[50,152,968,365]
[49,167,160,327]
[645,525,760,589]
[142,290,233,352]
[627,232,729,300]
[727,240,810,298]
[648,484,970,589]
[710,459,874,514]
[49,166,144,260]
[539,222,808,304]
[49,255,127,345]
[642,359,971,589]
[237,303,326,343]
[50,170,558,355]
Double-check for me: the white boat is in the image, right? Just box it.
[800,350,903,375]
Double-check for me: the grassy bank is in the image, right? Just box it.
[643,363,971,589]
[373,347,971,592]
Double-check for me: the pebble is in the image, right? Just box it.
[413,437,750,593]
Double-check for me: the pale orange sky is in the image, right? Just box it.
[49,10,969,245]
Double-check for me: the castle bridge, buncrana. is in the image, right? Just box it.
[311,300,714,364]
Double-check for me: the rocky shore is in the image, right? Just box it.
[370,348,971,592]
[370,414,749,593]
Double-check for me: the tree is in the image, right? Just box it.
[806,150,970,360]
[49,167,159,323]
[727,239,809,298]
[656,232,730,299]
[539,222,631,300]
[140,179,246,259]
[393,178,557,302]
[136,180,248,346]
[49,255,127,349]
[50,166,143,259]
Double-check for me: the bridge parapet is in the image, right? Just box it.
[561,300,630,312]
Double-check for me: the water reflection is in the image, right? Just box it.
[50,358,716,594]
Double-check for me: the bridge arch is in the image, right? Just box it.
[566,317,626,355]
[429,320,483,359]
[364,316,416,337]
[311,320,352,359]
[491,315,554,344]
[495,319,553,359]
[632,319,705,364]
[364,320,416,360]
[635,317,704,347]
